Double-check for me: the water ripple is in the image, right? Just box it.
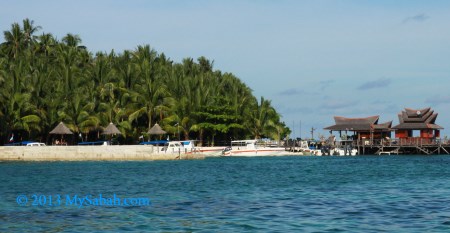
[1,156,450,232]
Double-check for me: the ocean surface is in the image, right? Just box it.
[1,155,450,232]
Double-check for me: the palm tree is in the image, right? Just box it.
[22,18,41,48]
[128,73,172,130]
[128,45,174,130]
[36,33,56,57]
[4,92,42,139]
[1,19,40,60]
[62,33,82,48]
[0,19,291,144]
[218,72,253,138]
[2,22,23,59]
[56,44,82,98]
[115,50,137,89]
[98,82,121,124]
[246,96,279,139]
[189,66,214,145]
[29,59,53,134]
[165,63,194,139]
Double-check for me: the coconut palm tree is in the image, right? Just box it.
[246,96,279,139]
[36,33,56,57]
[0,19,291,144]
[56,44,82,98]
[128,73,172,130]
[127,45,173,129]
[2,22,23,59]
[62,33,81,48]
[22,18,41,48]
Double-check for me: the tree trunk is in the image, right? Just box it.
[199,129,204,147]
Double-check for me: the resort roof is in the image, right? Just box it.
[392,107,443,130]
[324,116,392,131]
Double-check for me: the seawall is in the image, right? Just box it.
[0,145,205,161]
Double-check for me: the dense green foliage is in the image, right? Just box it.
[0,19,290,145]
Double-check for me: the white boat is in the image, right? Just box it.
[162,141,183,153]
[222,140,287,156]
[162,140,203,154]
[331,147,358,156]
[330,140,358,156]
[169,140,225,156]
[298,141,322,156]
[26,142,46,146]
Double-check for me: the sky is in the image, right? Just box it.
[2,0,450,138]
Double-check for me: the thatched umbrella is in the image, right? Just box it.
[148,123,166,140]
[148,123,166,135]
[102,122,121,145]
[49,122,73,145]
[50,122,73,135]
[102,122,122,135]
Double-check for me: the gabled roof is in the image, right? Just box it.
[392,107,443,130]
[324,116,392,131]
[374,121,393,129]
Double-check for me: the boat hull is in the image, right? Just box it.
[332,148,358,156]
[222,148,287,156]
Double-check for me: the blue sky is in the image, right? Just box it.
[2,0,450,138]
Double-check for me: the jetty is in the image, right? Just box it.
[324,107,450,155]
[354,138,449,155]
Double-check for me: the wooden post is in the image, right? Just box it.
[358,138,360,155]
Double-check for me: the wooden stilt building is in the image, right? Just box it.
[324,116,392,154]
[392,107,442,141]
[324,116,392,139]
[389,107,448,154]
[323,107,449,155]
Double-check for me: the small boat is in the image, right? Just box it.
[331,140,358,156]
[298,140,323,156]
[163,141,183,153]
[222,140,286,156]
[331,147,358,156]
[175,140,225,156]
[140,140,225,156]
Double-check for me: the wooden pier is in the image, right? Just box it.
[354,138,450,155]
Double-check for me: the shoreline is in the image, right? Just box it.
[0,145,210,161]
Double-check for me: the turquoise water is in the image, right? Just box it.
[1,156,450,232]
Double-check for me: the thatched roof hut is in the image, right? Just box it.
[102,122,122,135]
[49,122,73,135]
[148,123,166,135]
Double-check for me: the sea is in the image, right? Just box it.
[1,155,450,232]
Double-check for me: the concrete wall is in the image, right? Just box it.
[0,145,205,161]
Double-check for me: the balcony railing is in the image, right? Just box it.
[348,138,449,147]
